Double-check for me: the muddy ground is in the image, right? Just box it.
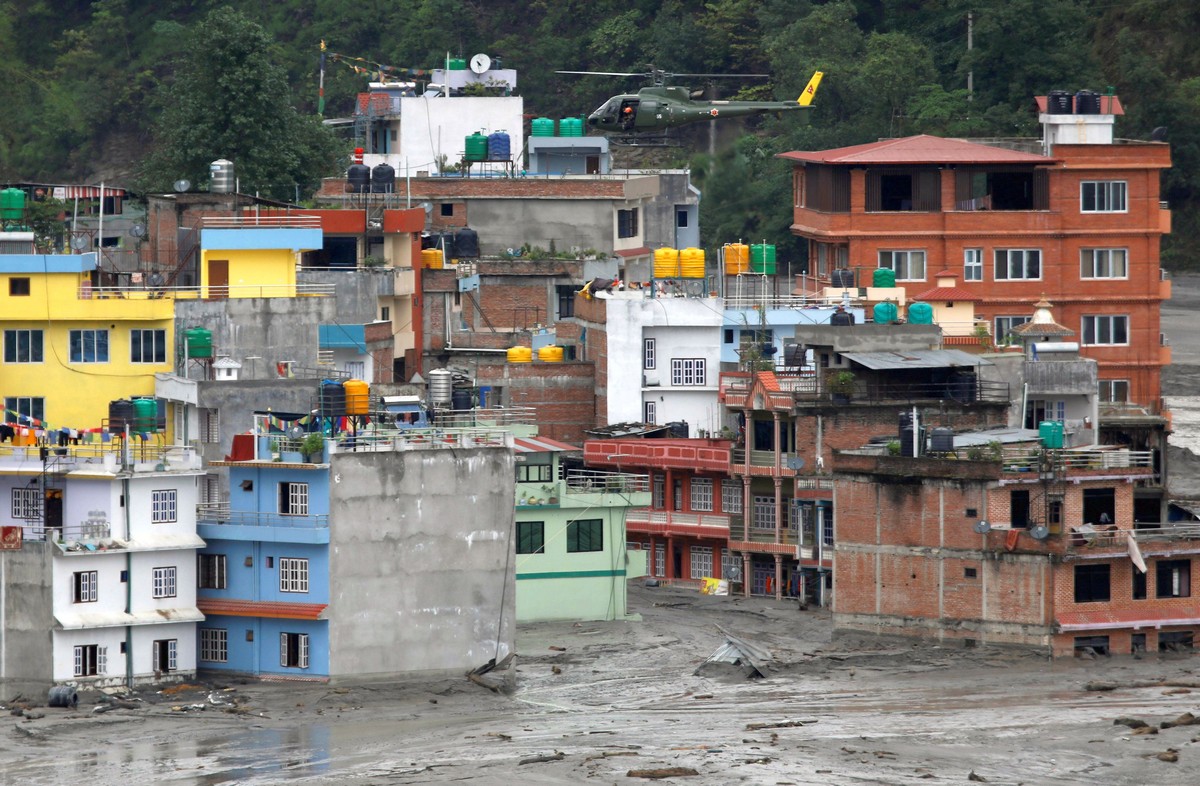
[4,583,1200,785]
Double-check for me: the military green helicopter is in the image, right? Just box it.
[557,67,823,139]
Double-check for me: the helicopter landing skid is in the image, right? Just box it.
[610,133,678,148]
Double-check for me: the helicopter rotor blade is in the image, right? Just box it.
[556,70,648,77]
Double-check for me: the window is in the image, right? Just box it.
[1156,560,1191,598]
[439,202,454,217]
[617,208,639,238]
[721,479,742,514]
[1074,563,1111,603]
[151,489,177,523]
[517,463,552,483]
[199,629,228,663]
[380,306,390,322]
[689,546,713,579]
[4,329,43,363]
[751,496,775,530]
[516,521,545,554]
[822,509,834,546]
[690,478,713,512]
[1081,248,1128,279]
[73,645,106,677]
[994,316,1031,345]
[670,358,706,386]
[1133,569,1147,600]
[643,338,656,370]
[1081,181,1127,213]
[202,409,220,443]
[152,639,178,672]
[676,209,689,228]
[878,250,926,281]
[1099,380,1130,404]
[279,482,309,516]
[1082,315,1129,346]
[1074,635,1110,657]
[643,400,656,424]
[556,284,575,320]
[11,487,40,519]
[280,632,310,668]
[963,248,983,281]
[994,249,1041,280]
[69,329,109,363]
[9,277,30,296]
[130,329,167,363]
[1159,631,1195,652]
[198,554,227,590]
[73,570,98,603]
[964,567,978,579]
[1010,489,1030,529]
[279,558,309,593]
[652,475,664,508]
[152,566,177,599]
[566,519,603,553]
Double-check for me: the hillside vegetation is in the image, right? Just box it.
[1,0,1197,266]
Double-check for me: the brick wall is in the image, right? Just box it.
[475,361,597,443]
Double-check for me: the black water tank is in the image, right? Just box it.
[451,388,472,410]
[319,380,346,418]
[370,163,395,193]
[667,421,689,438]
[831,269,855,288]
[1075,90,1100,114]
[930,427,955,453]
[437,232,457,260]
[347,164,371,193]
[455,226,480,258]
[1047,90,1072,114]
[108,400,133,435]
[830,309,855,326]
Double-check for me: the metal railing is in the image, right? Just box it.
[1070,523,1200,549]
[626,508,730,529]
[201,215,322,229]
[196,504,328,529]
[432,407,537,428]
[564,468,650,493]
[999,447,1154,470]
[80,282,335,299]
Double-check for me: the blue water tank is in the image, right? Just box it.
[487,132,511,161]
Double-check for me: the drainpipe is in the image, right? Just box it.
[123,473,133,688]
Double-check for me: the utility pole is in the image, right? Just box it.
[967,11,974,101]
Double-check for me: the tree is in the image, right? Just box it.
[140,7,344,200]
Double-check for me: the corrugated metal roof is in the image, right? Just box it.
[778,134,1052,165]
[319,324,366,349]
[841,348,990,370]
[198,599,328,620]
[514,436,581,453]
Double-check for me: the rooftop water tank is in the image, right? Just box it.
[872,301,898,325]
[429,369,454,407]
[210,159,234,193]
[1047,90,1073,114]
[1039,420,1064,449]
[930,427,955,453]
[108,399,133,435]
[653,247,680,278]
[347,164,371,193]
[455,227,480,258]
[538,345,564,363]
[370,163,395,193]
[873,268,896,288]
[1075,89,1101,114]
[132,398,158,433]
[507,346,533,363]
[465,132,488,162]
[421,248,444,269]
[559,117,584,137]
[908,302,934,325]
[724,243,749,275]
[319,379,346,418]
[531,117,555,137]
[830,309,855,326]
[451,388,472,410]
[0,188,25,222]
[184,327,212,359]
[448,58,467,70]
[831,268,854,288]
[679,247,705,278]
[487,131,511,160]
[343,379,370,416]
[750,244,776,274]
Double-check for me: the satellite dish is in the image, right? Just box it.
[70,235,88,251]
[129,223,146,238]
[422,201,433,215]
[1030,525,1050,541]
[972,520,992,534]
[1151,126,1168,142]
[785,456,805,471]
[174,179,191,193]
[469,53,491,74]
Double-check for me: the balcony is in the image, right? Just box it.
[79,282,335,300]
[1061,523,1200,558]
[196,503,329,544]
[625,508,730,539]
[519,470,651,509]
[730,448,801,477]
[728,516,823,560]
[583,439,732,473]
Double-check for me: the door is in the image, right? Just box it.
[207,259,229,299]
[586,155,600,175]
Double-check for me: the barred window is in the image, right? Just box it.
[652,475,665,508]
[690,478,713,512]
[721,480,742,513]
[11,487,40,519]
[199,628,228,662]
[751,496,775,530]
[279,557,309,593]
[152,566,177,598]
[151,490,177,523]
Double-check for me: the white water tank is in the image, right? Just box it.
[210,159,235,193]
[429,369,453,408]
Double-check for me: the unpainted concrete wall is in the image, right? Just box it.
[299,268,391,326]
[0,542,54,694]
[326,447,516,678]
[466,199,614,256]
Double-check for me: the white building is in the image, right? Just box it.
[1,443,205,691]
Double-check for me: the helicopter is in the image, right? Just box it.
[557,67,823,137]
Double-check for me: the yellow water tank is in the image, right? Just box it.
[653,247,680,278]
[724,243,750,275]
[421,248,444,269]
[343,379,370,416]
[507,346,533,363]
[680,247,706,278]
[537,345,564,363]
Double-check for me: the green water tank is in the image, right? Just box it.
[873,267,896,288]
[873,301,898,324]
[465,132,488,162]
[448,58,467,70]
[531,117,555,137]
[132,398,158,433]
[0,188,24,222]
[908,302,934,324]
[1039,421,1064,449]
[185,327,212,359]
[560,117,583,137]
[750,244,777,274]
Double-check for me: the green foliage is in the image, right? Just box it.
[301,432,325,458]
[24,197,68,251]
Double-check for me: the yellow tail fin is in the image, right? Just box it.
[797,71,824,106]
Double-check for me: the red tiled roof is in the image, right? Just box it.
[910,285,983,302]
[198,599,328,620]
[777,134,1052,165]
[616,246,652,259]
[756,371,781,392]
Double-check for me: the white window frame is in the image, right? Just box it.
[11,487,40,519]
[69,328,110,363]
[280,482,309,516]
[1080,248,1128,279]
[152,566,177,599]
[963,248,983,281]
[1081,315,1129,346]
[643,400,656,424]
[151,489,177,523]
[281,632,311,669]
[197,553,227,590]
[279,557,310,593]
[652,475,665,508]
[199,628,228,662]
[689,545,713,579]
[721,479,743,513]
[994,249,1041,280]
[670,358,706,386]
[751,496,776,530]
[690,478,713,512]
[643,338,656,370]
[73,644,106,677]
[1081,180,1127,213]
[129,328,167,364]
[152,639,178,671]
[73,570,98,603]
[1100,379,1130,404]
[878,250,926,282]
[202,409,220,443]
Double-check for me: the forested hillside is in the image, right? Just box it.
[1,0,1198,266]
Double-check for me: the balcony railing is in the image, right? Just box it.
[626,508,731,531]
[999,447,1154,471]
[201,215,322,229]
[80,282,335,300]
[731,449,799,472]
[565,469,650,493]
[433,407,537,428]
[196,504,328,529]
[1068,523,1200,549]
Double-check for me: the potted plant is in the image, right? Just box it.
[301,433,326,463]
[268,439,281,462]
[828,370,857,404]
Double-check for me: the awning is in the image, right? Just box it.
[514,436,581,453]
[56,607,205,630]
[198,599,328,620]
[319,324,366,350]
[840,349,990,371]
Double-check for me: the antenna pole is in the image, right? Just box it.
[318,40,327,116]
[966,12,974,100]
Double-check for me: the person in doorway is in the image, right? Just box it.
[621,104,635,130]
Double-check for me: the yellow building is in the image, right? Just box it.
[1,249,174,431]
[197,215,322,299]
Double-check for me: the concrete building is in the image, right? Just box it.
[0,440,205,693]
[513,436,650,622]
[196,416,516,679]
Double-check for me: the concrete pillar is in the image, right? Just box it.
[742,552,752,598]
[666,535,675,580]
[774,554,783,601]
